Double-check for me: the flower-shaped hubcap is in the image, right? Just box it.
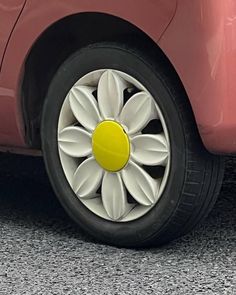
[92,120,130,172]
[58,69,170,221]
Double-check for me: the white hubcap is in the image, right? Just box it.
[58,69,170,221]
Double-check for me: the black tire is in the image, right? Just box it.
[41,42,224,248]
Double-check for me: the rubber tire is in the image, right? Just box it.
[41,42,224,248]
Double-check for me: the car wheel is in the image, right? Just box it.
[41,42,224,247]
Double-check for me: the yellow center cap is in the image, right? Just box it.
[92,121,130,172]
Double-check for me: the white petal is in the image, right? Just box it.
[120,92,156,134]
[73,158,103,198]
[69,86,100,131]
[58,126,92,157]
[102,172,127,220]
[121,162,159,206]
[97,70,127,119]
[131,134,169,166]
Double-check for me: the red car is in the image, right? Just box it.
[1,0,233,247]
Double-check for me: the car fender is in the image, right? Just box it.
[0,0,177,147]
[159,0,236,153]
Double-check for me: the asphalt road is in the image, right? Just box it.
[0,153,235,295]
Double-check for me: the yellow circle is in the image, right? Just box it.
[92,121,130,172]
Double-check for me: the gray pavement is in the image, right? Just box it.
[0,153,235,295]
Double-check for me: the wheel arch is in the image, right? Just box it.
[21,12,194,148]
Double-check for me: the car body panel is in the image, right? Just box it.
[159,0,236,153]
[0,0,236,154]
[0,0,177,147]
[0,0,26,146]
[0,0,26,69]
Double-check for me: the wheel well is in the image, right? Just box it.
[22,12,185,148]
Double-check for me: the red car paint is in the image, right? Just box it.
[159,0,236,153]
[0,0,235,154]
